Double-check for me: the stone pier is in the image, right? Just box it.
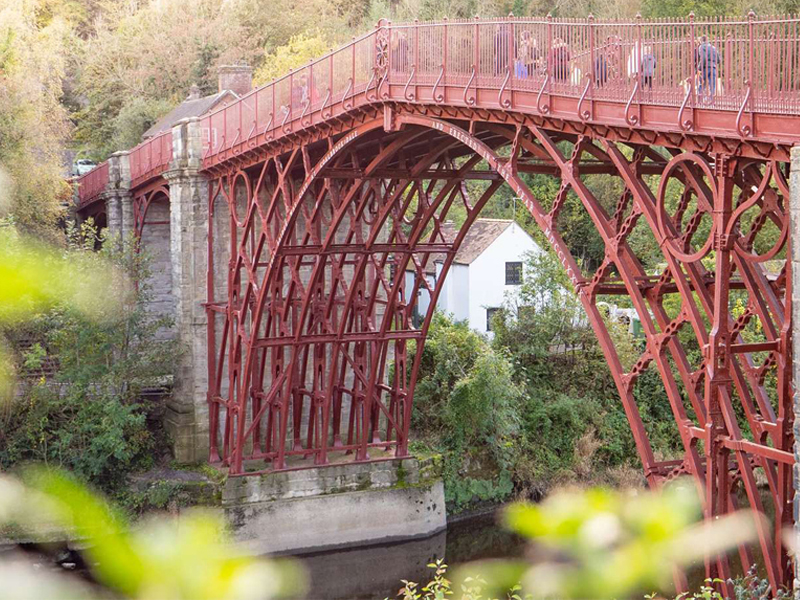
[162,117,210,463]
[96,118,210,463]
[100,151,132,242]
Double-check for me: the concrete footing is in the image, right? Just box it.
[222,457,446,555]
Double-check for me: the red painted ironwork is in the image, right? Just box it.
[205,106,794,593]
[75,161,109,208]
[75,131,172,210]
[130,130,173,188]
[200,16,799,594]
[132,182,171,238]
[72,14,799,593]
[196,14,800,170]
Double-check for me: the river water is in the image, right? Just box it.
[3,507,524,599]
[292,509,526,600]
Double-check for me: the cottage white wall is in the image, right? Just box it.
[404,271,434,319]
[466,223,541,336]
[404,223,539,332]
[438,263,469,323]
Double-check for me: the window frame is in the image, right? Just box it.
[505,261,523,285]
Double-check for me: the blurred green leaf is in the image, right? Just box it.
[2,468,306,600]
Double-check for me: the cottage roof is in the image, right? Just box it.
[404,218,517,274]
[453,218,513,265]
[142,90,237,139]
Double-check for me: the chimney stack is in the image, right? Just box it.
[217,65,253,97]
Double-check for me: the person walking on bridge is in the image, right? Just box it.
[515,30,538,78]
[640,46,656,90]
[494,24,511,76]
[549,38,570,83]
[594,50,609,87]
[695,35,720,103]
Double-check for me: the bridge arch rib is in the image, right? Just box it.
[206,108,792,592]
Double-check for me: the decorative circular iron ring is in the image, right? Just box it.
[725,160,789,264]
[656,152,718,263]
[228,170,253,229]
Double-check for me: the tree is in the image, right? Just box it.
[0,222,179,493]
[0,0,71,241]
[254,30,333,85]
[72,0,259,159]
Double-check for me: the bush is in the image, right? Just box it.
[407,313,524,512]
[0,224,177,493]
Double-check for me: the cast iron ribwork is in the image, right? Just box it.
[74,16,798,593]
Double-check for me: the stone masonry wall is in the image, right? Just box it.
[139,199,175,340]
[163,118,210,463]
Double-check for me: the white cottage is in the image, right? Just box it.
[405,218,542,336]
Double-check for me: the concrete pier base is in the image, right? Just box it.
[222,457,446,555]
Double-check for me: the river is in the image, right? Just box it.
[292,509,526,600]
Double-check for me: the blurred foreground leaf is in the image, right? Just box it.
[0,468,305,600]
[454,484,760,600]
[0,228,124,325]
[0,226,126,403]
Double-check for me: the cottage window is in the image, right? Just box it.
[505,261,522,285]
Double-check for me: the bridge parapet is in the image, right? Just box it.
[75,161,109,209]
[199,13,800,170]
[75,14,800,205]
[130,130,172,188]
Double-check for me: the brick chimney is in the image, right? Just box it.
[217,65,253,97]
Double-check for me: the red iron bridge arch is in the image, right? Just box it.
[75,14,800,592]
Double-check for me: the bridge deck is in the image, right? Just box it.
[75,14,800,208]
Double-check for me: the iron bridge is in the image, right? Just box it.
[75,14,800,593]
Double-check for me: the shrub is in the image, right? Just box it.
[0,224,177,493]
[407,313,524,512]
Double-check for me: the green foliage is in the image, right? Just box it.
[2,380,151,488]
[498,485,765,599]
[0,223,177,493]
[458,485,758,600]
[395,513,779,600]
[730,566,793,600]
[448,475,516,509]
[71,0,258,160]
[0,467,304,599]
[0,221,120,400]
[0,1,70,241]
[254,30,333,85]
[408,313,525,511]
[110,96,177,152]
[21,343,46,371]
[493,250,649,480]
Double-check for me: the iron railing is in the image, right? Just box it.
[75,161,109,208]
[130,130,172,187]
[76,14,800,205]
[197,14,800,166]
[74,130,172,208]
